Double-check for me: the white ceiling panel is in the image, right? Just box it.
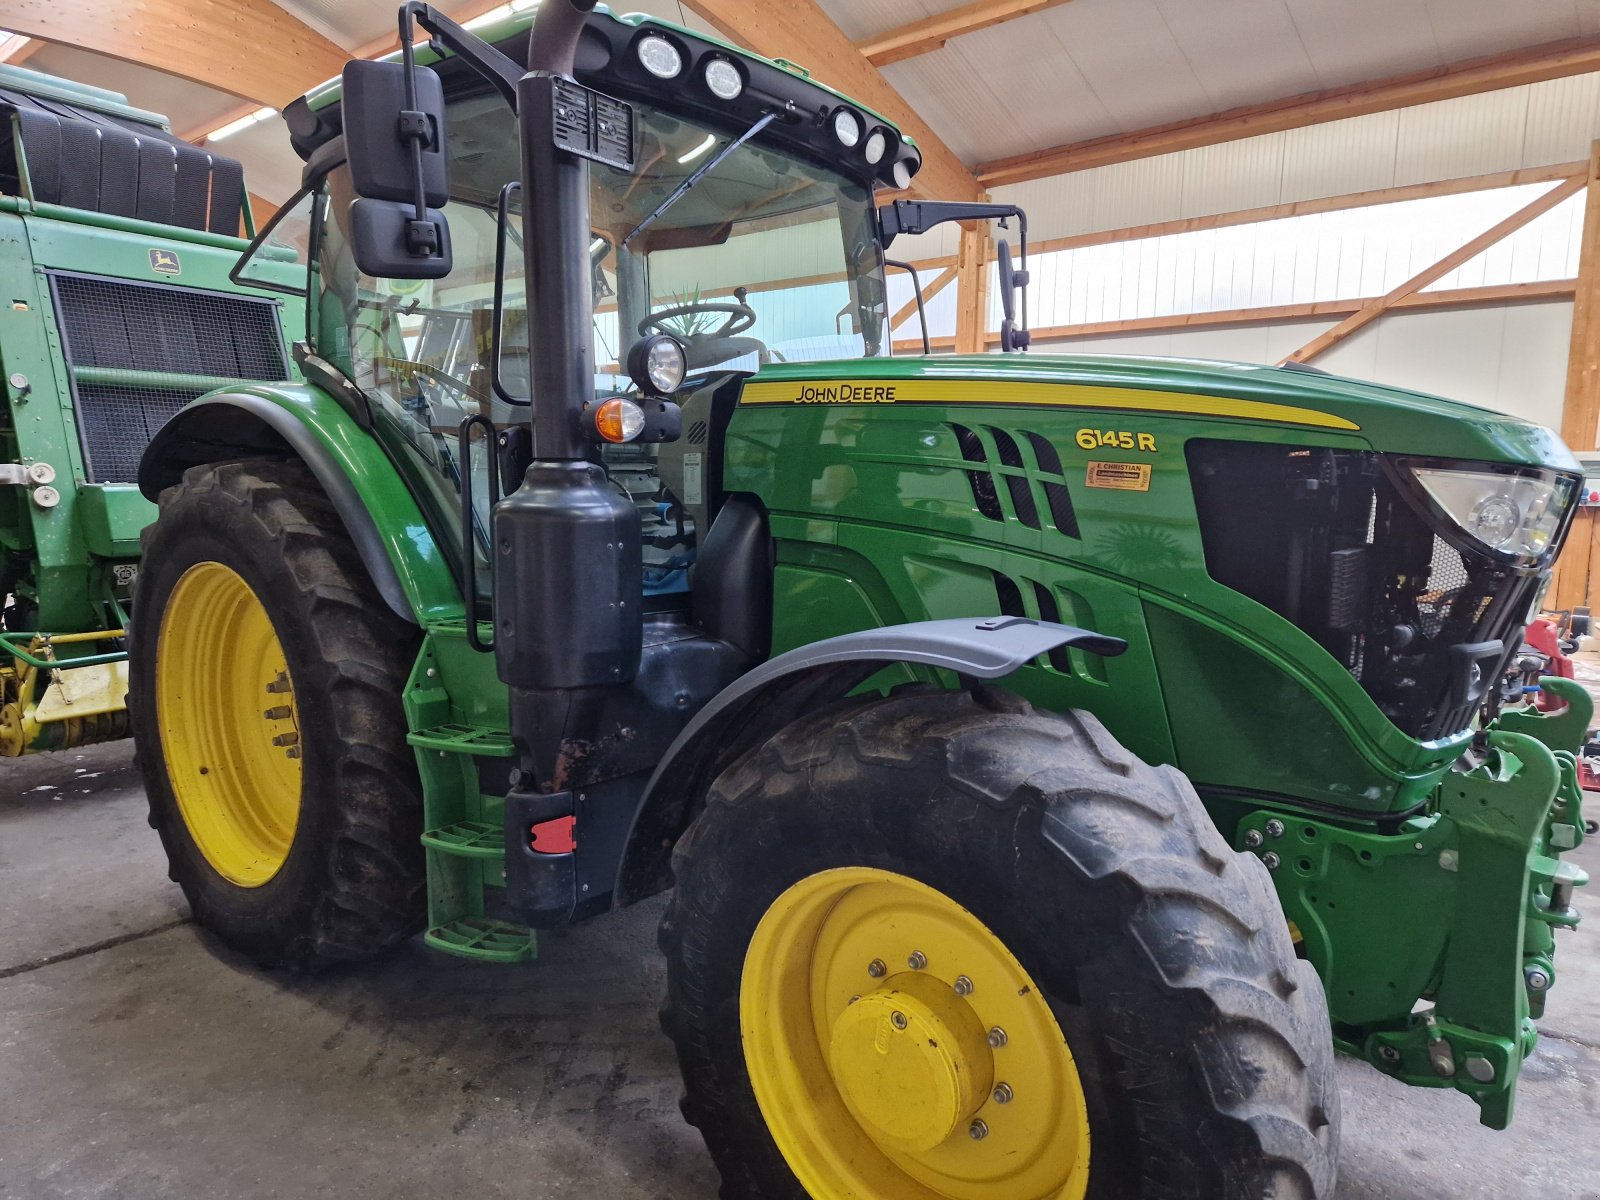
[1281,0,1441,86]
[1151,0,1317,112]
[1422,0,1584,64]
[1036,0,1213,131]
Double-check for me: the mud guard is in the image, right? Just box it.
[611,616,1127,906]
[139,387,460,626]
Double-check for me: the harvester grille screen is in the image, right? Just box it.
[76,382,207,486]
[48,272,288,482]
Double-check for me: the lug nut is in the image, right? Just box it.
[953,975,974,996]
[968,1119,989,1141]
[271,732,299,747]
[1378,1045,1400,1065]
[263,706,292,721]
[1261,851,1281,871]
[265,674,291,694]
[992,1082,1014,1104]
[1243,829,1264,848]
[285,747,302,760]
[890,1011,908,1030]
[987,1027,1008,1048]
[907,951,927,971]
[867,959,887,979]
[1264,819,1285,839]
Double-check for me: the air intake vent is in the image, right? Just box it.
[1023,431,1081,539]
[988,426,1040,529]
[991,570,1025,619]
[49,272,288,483]
[952,423,1003,521]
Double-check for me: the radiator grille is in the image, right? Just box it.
[49,272,288,482]
[76,382,206,487]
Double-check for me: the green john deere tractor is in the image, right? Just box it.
[0,65,300,757]
[129,4,1587,1196]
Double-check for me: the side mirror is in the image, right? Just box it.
[344,60,448,204]
[996,239,1030,353]
[341,58,452,279]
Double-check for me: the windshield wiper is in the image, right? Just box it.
[622,112,777,251]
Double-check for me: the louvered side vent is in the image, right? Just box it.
[991,570,1026,619]
[952,423,1003,521]
[1029,581,1075,674]
[1023,431,1081,539]
[49,272,288,484]
[986,426,1040,529]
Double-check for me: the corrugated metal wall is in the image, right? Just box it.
[992,73,1600,244]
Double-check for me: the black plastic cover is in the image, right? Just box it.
[342,60,449,207]
[493,459,644,688]
[692,495,771,660]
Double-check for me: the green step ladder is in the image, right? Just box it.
[405,639,537,964]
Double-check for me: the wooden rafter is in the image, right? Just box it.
[177,0,516,145]
[978,36,1600,187]
[0,0,350,108]
[954,224,991,353]
[0,34,41,64]
[683,0,984,202]
[1561,141,1600,452]
[856,0,1075,68]
[889,279,1578,354]
[1282,174,1587,365]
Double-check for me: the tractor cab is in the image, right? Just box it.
[236,8,909,611]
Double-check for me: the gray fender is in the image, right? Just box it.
[613,616,1127,905]
[138,393,414,623]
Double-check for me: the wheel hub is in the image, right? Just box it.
[741,866,1092,1199]
[828,972,993,1152]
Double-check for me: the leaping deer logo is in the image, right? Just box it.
[149,248,181,276]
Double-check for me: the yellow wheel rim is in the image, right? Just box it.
[156,562,303,888]
[741,867,1091,1200]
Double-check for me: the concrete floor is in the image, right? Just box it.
[2,742,1599,1200]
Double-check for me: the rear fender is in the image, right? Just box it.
[138,384,461,625]
[611,617,1127,906]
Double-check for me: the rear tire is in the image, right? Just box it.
[660,686,1339,1199]
[129,459,425,969]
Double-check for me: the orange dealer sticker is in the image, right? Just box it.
[1085,461,1152,492]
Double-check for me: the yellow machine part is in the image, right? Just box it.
[0,631,131,757]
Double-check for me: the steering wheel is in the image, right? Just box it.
[638,297,757,341]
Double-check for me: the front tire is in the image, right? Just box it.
[660,686,1339,1199]
[129,459,425,969]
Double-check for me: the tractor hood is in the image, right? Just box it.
[740,354,1580,475]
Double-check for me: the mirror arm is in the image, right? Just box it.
[403,3,525,109]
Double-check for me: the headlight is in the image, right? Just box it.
[1408,463,1577,560]
[863,129,888,164]
[627,333,687,395]
[637,35,683,80]
[704,58,743,100]
[833,109,862,148]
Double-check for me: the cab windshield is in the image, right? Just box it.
[309,86,888,599]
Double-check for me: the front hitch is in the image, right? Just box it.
[1236,680,1590,1129]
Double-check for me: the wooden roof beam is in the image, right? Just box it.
[0,0,349,109]
[856,0,1076,68]
[684,0,985,201]
[979,35,1600,188]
